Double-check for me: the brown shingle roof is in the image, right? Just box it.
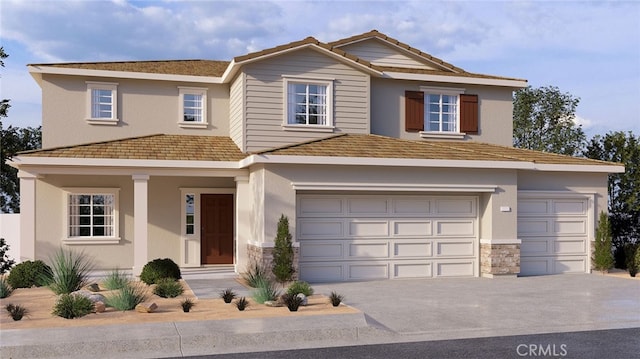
[328,29,465,73]
[29,60,230,77]
[377,66,527,82]
[256,134,616,166]
[20,134,246,161]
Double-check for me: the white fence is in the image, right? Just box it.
[0,214,21,264]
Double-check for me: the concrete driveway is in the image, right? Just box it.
[312,274,640,341]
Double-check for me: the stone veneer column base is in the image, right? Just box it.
[246,243,300,281]
[480,242,521,278]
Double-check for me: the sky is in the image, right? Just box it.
[1,0,639,139]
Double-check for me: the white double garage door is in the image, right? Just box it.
[297,193,591,282]
[297,195,479,282]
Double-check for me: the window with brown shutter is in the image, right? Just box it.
[405,91,424,132]
[459,94,478,134]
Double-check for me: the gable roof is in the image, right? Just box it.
[19,134,246,161]
[27,30,526,86]
[328,29,464,73]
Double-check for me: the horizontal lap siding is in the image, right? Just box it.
[229,74,244,151]
[338,39,434,69]
[244,49,370,152]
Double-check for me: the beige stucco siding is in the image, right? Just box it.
[337,39,435,69]
[370,78,514,146]
[41,74,230,148]
[34,174,235,270]
[517,171,609,217]
[242,48,370,152]
[251,164,520,246]
[229,73,245,151]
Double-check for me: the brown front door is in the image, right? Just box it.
[200,194,234,265]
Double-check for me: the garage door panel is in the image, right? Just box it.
[518,219,550,235]
[437,241,475,257]
[348,220,389,237]
[299,263,343,282]
[436,261,475,277]
[436,220,475,236]
[394,262,432,278]
[553,220,586,235]
[393,220,432,236]
[299,219,344,238]
[348,242,389,258]
[554,257,587,273]
[299,242,343,260]
[521,238,550,255]
[553,200,586,215]
[521,257,552,275]
[436,199,475,216]
[554,239,587,255]
[392,199,431,215]
[348,198,388,215]
[519,200,550,215]
[348,263,388,280]
[298,197,343,216]
[394,242,432,257]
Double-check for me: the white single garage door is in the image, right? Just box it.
[297,195,478,282]
[518,195,591,276]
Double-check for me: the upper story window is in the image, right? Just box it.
[283,77,334,132]
[65,188,120,244]
[405,87,478,139]
[178,87,208,128]
[86,82,118,125]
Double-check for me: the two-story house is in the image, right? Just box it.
[10,30,623,282]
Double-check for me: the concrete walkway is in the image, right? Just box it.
[1,274,638,358]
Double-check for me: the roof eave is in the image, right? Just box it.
[9,156,242,170]
[27,65,225,84]
[382,71,528,88]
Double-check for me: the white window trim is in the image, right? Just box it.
[178,86,208,128]
[420,86,465,135]
[62,187,120,244]
[282,76,334,131]
[86,81,119,125]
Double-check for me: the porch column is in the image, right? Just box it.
[18,171,38,261]
[132,174,149,276]
[234,175,250,273]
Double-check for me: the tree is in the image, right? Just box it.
[272,214,295,284]
[592,212,614,273]
[0,47,42,213]
[513,86,586,156]
[584,131,640,266]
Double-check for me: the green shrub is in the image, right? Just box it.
[272,215,295,284]
[48,248,95,295]
[282,293,303,312]
[153,278,184,298]
[52,293,94,319]
[139,258,181,285]
[220,288,237,303]
[242,261,268,288]
[625,243,639,277]
[0,238,16,275]
[329,291,344,307]
[102,268,130,290]
[592,212,614,273]
[252,278,280,304]
[635,245,640,277]
[5,304,28,321]
[287,281,314,296]
[0,277,13,298]
[7,260,52,289]
[106,284,147,311]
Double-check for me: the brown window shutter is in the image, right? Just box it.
[405,91,424,132]
[460,94,478,134]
